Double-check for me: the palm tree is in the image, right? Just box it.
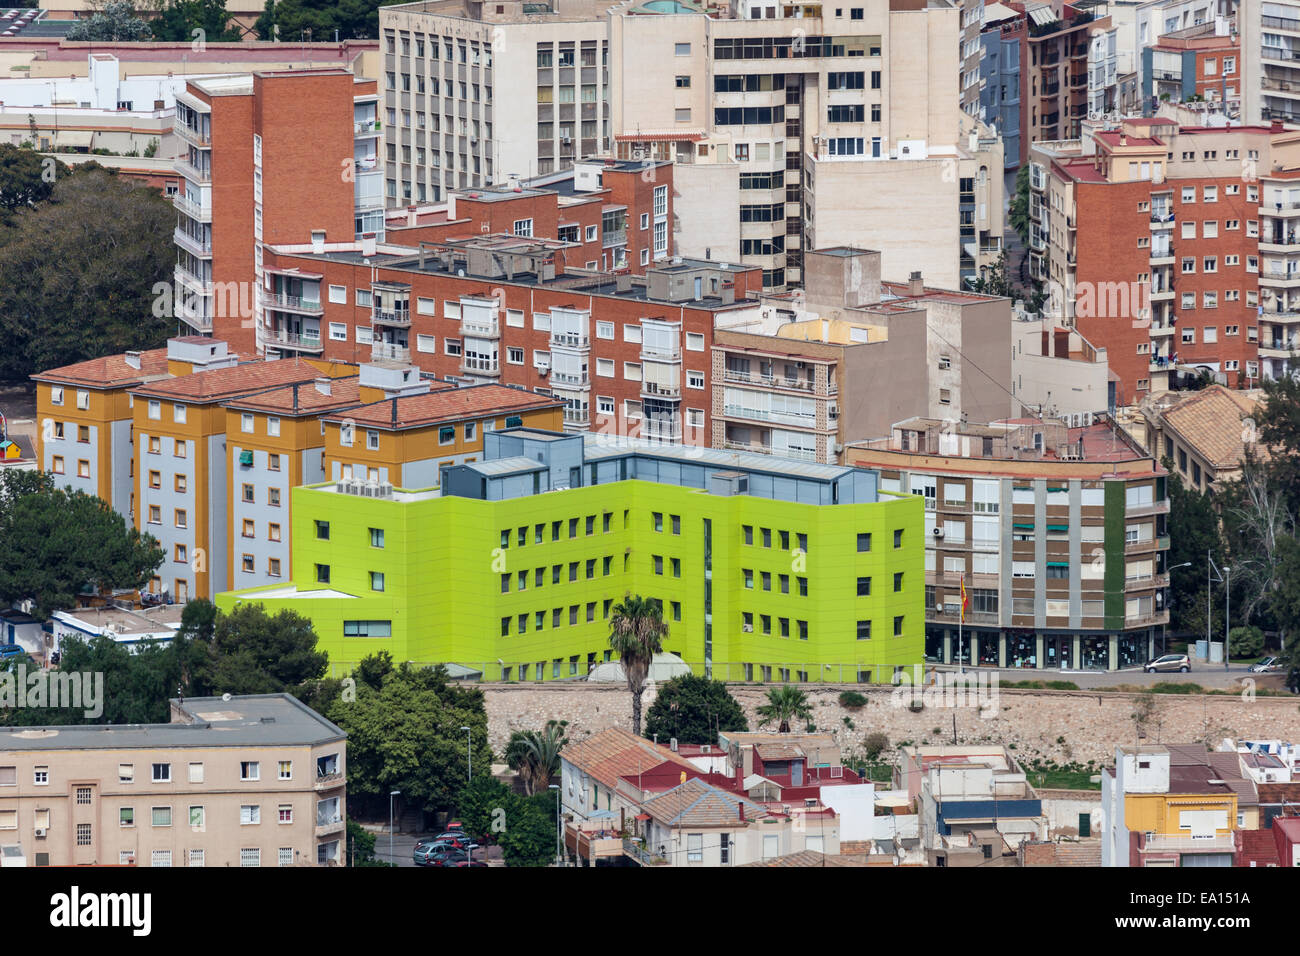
[608,594,669,737]
[505,720,569,795]
[756,684,812,734]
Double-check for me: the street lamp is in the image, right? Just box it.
[1207,552,1230,670]
[548,783,562,867]
[389,789,400,867]
[1164,562,1193,655]
[460,726,472,783]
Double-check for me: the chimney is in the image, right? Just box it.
[123,351,141,370]
[293,383,299,412]
[418,242,428,270]
[908,270,924,297]
[738,801,745,823]
[407,205,417,227]
[821,318,829,343]
[616,272,632,293]
[314,377,331,396]
[1120,134,1127,146]
[311,230,325,255]
[361,233,377,257]
[391,397,398,426]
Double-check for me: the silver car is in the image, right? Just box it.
[1144,653,1191,674]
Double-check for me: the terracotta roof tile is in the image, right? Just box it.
[1161,385,1266,469]
[223,376,365,415]
[330,383,562,430]
[31,348,171,389]
[130,358,326,404]
[740,850,865,867]
[563,728,697,793]
[639,778,770,828]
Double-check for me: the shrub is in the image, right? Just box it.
[838,690,868,708]
[862,731,889,761]
[1229,625,1265,659]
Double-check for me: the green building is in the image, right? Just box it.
[216,429,924,682]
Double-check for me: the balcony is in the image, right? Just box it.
[461,355,500,375]
[174,121,211,148]
[315,817,345,838]
[265,329,324,352]
[314,770,345,791]
[172,191,210,222]
[551,370,589,388]
[173,262,212,297]
[641,380,682,399]
[721,405,818,430]
[354,120,382,137]
[265,292,324,314]
[563,406,590,427]
[174,157,211,184]
[1140,833,1235,853]
[641,418,682,443]
[371,342,410,363]
[1149,212,1174,229]
[721,369,819,393]
[174,296,213,332]
[551,331,589,350]
[720,438,817,461]
[173,227,212,257]
[640,344,682,362]
[373,307,412,327]
[460,314,498,337]
[602,229,627,248]
[1126,499,1170,518]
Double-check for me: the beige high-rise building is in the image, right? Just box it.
[380,0,999,291]
[0,695,347,868]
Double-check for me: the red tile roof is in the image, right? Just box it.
[31,348,171,389]
[1235,828,1280,867]
[331,383,562,430]
[131,358,326,403]
[562,728,697,793]
[223,376,364,415]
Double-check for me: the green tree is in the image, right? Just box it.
[608,594,668,737]
[969,250,1018,298]
[66,1,153,40]
[0,165,175,382]
[643,673,748,745]
[0,485,163,619]
[756,684,812,734]
[456,776,513,840]
[255,0,395,40]
[346,819,391,866]
[1271,535,1300,690]
[0,144,66,221]
[1252,370,1300,516]
[1228,625,1266,659]
[505,719,569,795]
[147,0,243,40]
[498,791,559,867]
[1164,466,1223,634]
[184,603,327,697]
[325,658,489,818]
[1008,164,1031,245]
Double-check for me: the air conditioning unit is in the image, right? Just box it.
[34,828,46,839]
[932,527,945,538]
[742,624,754,632]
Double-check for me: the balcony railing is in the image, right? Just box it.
[552,370,589,387]
[720,439,817,461]
[563,407,590,426]
[551,331,590,349]
[602,229,627,248]
[174,122,211,148]
[722,405,817,429]
[173,226,212,257]
[174,157,211,184]
[173,262,213,296]
[172,192,209,221]
[640,344,682,362]
[315,770,344,790]
[461,356,500,374]
[265,292,324,314]
[641,419,682,442]
[1141,833,1235,853]
[642,381,681,398]
[721,369,819,393]
[265,329,324,352]
[461,316,499,337]
[354,120,382,136]
[371,342,410,363]
[370,306,410,326]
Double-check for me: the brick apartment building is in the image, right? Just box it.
[255,234,762,445]
[172,69,384,354]
[1032,115,1300,403]
[0,694,347,868]
[847,413,1171,672]
[384,158,674,274]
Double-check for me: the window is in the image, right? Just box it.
[152,806,172,827]
[189,762,204,783]
[513,218,534,238]
[893,529,903,548]
[371,571,385,592]
[240,805,261,825]
[857,620,871,640]
[857,532,871,552]
[152,763,171,782]
[240,848,261,868]
[120,807,134,827]
[675,42,690,55]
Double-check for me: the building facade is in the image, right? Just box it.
[218,428,924,680]
[0,694,347,868]
[847,414,1171,671]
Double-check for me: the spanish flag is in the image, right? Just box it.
[960,574,968,623]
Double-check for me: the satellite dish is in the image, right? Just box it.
[221,692,232,702]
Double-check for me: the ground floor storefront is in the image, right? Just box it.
[924,626,1162,671]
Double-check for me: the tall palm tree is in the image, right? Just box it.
[505,720,569,795]
[756,684,812,734]
[608,594,669,737]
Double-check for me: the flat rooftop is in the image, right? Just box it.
[0,694,346,750]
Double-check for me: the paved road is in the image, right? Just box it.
[371,831,504,867]
[929,663,1281,692]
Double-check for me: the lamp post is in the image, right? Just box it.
[548,783,562,867]
[1165,561,1193,656]
[461,725,472,783]
[389,789,400,867]
[1208,553,1229,669]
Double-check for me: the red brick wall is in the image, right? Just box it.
[207,89,256,353]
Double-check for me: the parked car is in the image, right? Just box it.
[1144,653,1191,674]
[432,831,472,848]
[412,840,458,866]
[0,645,26,660]
[425,847,470,867]
[1249,656,1283,674]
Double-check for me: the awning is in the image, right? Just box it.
[634,813,651,821]
[615,129,706,143]
[54,129,94,149]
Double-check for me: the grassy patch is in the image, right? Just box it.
[1001,679,1081,691]
[1022,760,1101,791]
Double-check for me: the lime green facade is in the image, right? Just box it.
[217,478,923,683]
